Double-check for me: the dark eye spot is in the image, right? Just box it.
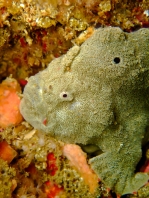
[63,93,67,98]
[49,85,53,90]
[113,57,120,64]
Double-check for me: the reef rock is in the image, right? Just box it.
[20,27,149,195]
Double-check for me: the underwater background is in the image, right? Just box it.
[0,0,149,198]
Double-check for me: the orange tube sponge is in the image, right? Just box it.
[63,144,99,194]
[0,77,23,128]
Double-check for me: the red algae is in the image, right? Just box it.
[44,181,64,198]
[47,152,58,176]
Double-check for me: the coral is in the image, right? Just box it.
[1,123,102,198]
[0,77,23,129]
[0,158,16,198]
[20,27,149,195]
[0,28,10,48]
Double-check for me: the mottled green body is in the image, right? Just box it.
[20,27,149,195]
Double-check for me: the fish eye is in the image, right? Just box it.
[59,91,73,101]
[113,57,120,64]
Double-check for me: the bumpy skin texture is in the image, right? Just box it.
[20,27,149,195]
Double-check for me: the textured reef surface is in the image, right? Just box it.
[0,0,149,82]
[20,27,149,195]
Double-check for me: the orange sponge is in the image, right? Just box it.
[0,77,23,128]
[63,144,99,194]
[0,141,17,163]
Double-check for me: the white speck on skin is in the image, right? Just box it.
[144,10,149,17]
